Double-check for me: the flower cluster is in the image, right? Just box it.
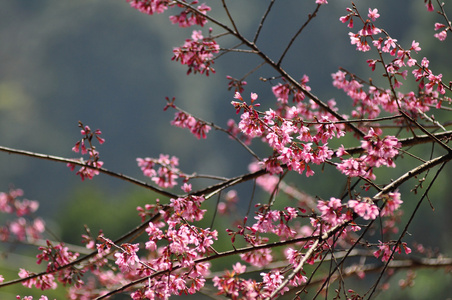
[67,122,105,181]
[172,30,219,75]
[137,154,183,188]
[169,2,211,27]
[226,118,253,145]
[0,189,45,242]
[212,262,307,299]
[18,269,57,291]
[212,263,260,299]
[271,76,311,104]
[91,193,216,299]
[317,197,351,227]
[425,0,451,41]
[171,110,211,139]
[336,128,400,180]
[232,91,341,178]
[127,1,217,76]
[434,22,449,41]
[348,198,379,220]
[127,0,211,28]
[380,191,403,216]
[36,240,82,286]
[374,240,411,262]
[126,0,170,15]
[339,6,449,117]
[250,206,298,239]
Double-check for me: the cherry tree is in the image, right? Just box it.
[1,0,452,299]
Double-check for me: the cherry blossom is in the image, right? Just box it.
[171,110,211,139]
[114,243,141,272]
[368,8,380,21]
[169,3,211,27]
[67,122,104,181]
[348,198,379,220]
[137,154,182,188]
[172,30,219,75]
[317,197,348,226]
[126,0,170,15]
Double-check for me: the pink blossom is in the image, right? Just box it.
[18,269,57,291]
[272,83,291,103]
[127,0,170,15]
[172,30,219,76]
[169,4,211,27]
[169,195,206,222]
[368,8,380,21]
[114,243,140,272]
[68,122,105,180]
[317,197,347,226]
[434,22,446,31]
[261,270,288,296]
[426,73,445,94]
[137,154,182,188]
[361,128,400,168]
[410,40,421,52]
[348,199,379,220]
[434,30,447,41]
[382,37,397,53]
[181,183,192,193]
[232,262,246,274]
[381,191,403,216]
[240,248,272,267]
[171,111,211,139]
[315,0,328,4]
[425,0,434,11]
[238,111,264,138]
[336,157,368,178]
[373,241,392,261]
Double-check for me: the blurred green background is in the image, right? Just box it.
[1,0,451,298]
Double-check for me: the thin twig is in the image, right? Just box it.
[366,161,447,299]
[0,145,178,199]
[277,4,322,66]
[253,0,277,43]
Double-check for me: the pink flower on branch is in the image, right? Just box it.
[67,122,105,181]
[380,191,403,216]
[171,111,211,139]
[317,197,348,226]
[374,241,411,262]
[169,3,211,27]
[114,243,141,272]
[361,128,400,168]
[368,8,380,21]
[348,198,379,220]
[240,248,273,268]
[18,269,57,291]
[137,154,184,188]
[127,0,170,15]
[424,0,434,12]
[172,30,219,76]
